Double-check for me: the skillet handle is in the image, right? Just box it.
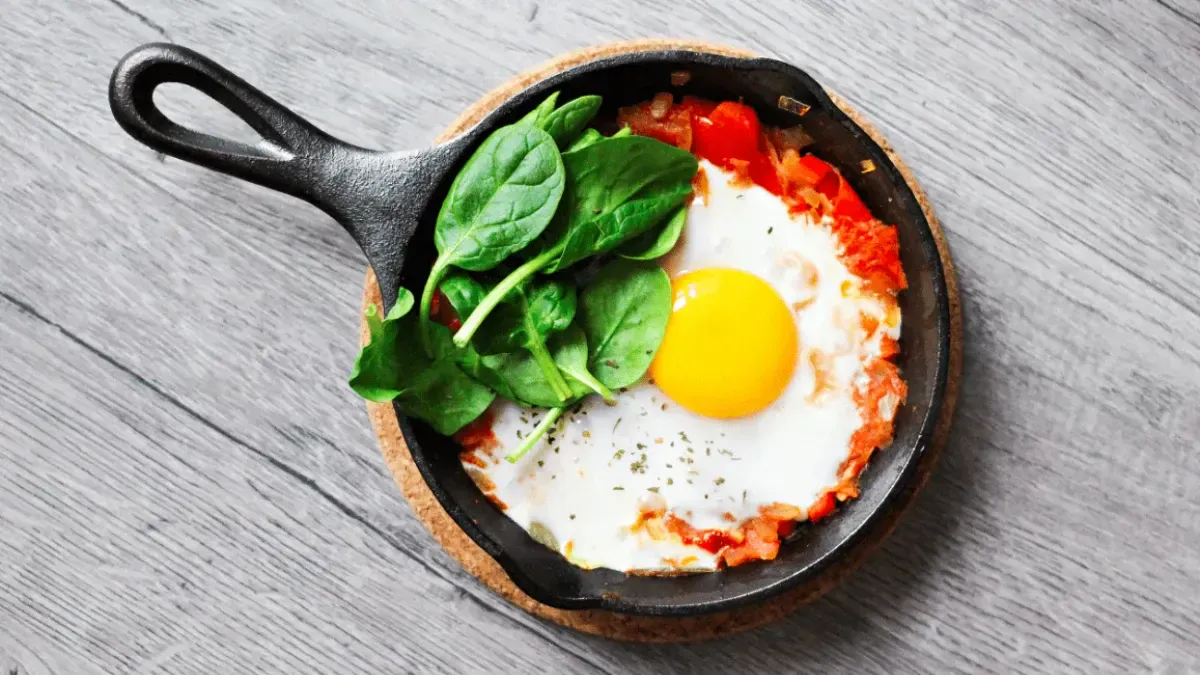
[108,43,366,209]
[108,42,460,306]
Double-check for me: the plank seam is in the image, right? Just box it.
[0,289,614,675]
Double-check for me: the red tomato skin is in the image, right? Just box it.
[692,101,762,167]
[808,493,837,522]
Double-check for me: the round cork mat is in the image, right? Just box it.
[360,39,962,642]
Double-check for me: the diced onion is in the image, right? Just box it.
[770,126,814,152]
[650,93,673,120]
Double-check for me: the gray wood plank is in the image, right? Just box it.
[1,0,1198,673]
[0,295,613,675]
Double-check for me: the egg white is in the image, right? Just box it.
[460,161,901,573]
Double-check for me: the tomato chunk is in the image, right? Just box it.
[748,153,781,195]
[793,155,869,223]
[429,290,462,331]
[831,175,872,222]
[616,100,692,150]
[677,95,717,118]
[808,492,837,522]
[692,101,761,167]
[796,154,832,187]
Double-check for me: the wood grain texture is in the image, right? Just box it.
[1,0,1197,672]
[361,38,963,641]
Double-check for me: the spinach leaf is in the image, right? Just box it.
[419,123,565,356]
[565,128,603,152]
[438,274,488,321]
[394,359,496,437]
[552,324,614,401]
[479,343,587,407]
[453,135,695,345]
[441,273,575,356]
[350,289,495,435]
[498,325,613,462]
[477,352,561,408]
[580,259,672,389]
[517,91,560,128]
[540,95,602,148]
[349,289,419,402]
[618,205,687,261]
[566,125,630,152]
[446,327,591,408]
[430,285,536,403]
[481,279,576,401]
[472,279,576,356]
[441,273,577,402]
[544,135,697,272]
[431,125,564,271]
[429,323,529,404]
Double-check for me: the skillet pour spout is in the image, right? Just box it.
[109,42,951,616]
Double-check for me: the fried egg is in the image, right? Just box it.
[459,160,902,573]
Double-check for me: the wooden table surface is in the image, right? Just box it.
[3,1,1198,672]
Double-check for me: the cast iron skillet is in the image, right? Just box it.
[109,42,950,616]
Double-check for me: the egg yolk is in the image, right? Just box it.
[650,268,799,418]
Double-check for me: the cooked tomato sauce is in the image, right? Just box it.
[456,408,500,465]
[619,94,909,568]
[667,516,740,554]
[618,95,907,293]
[656,509,799,567]
[695,530,741,555]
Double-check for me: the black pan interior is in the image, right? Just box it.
[395,51,950,616]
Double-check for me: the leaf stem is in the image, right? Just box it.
[419,261,448,358]
[529,340,573,402]
[505,406,563,463]
[453,243,563,347]
[567,368,615,402]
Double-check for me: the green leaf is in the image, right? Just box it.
[580,259,672,389]
[618,205,687,260]
[565,128,603,152]
[349,290,422,402]
[433,124,565,271]
[472,279,576,356]
[544,135,697,272]
[438,274,488,320]
[477,351,564,408]
[471,327,593,407]
[349,303,405,402]
[440,274,577,402]
[487,279,577,401]
[387,288,416,319]
[517,91,561,128]
[566,126,629,152]
[350,289,495,435]
[451,246,560,347]
[552,324,614,401]
[540,95,602,148]
[394,359,496,436]
[453,135,693,346]
[430,324,523,403]
[420,122,565,355]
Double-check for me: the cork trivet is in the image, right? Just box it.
[359,40,962,642]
